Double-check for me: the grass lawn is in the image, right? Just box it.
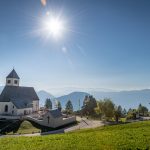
[9,121,40,134]
[120,117,127,122]
[1,121,150,150]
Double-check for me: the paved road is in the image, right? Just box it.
[64,117,104,132]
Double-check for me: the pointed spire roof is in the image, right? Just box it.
[6,69,20,79]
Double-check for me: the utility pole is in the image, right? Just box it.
[79,99,82,118]
[79,99,80,111]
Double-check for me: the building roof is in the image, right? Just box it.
[6,69,20,79]
[48,109,63,118]
[0,86,39,109]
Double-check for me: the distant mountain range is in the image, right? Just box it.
[56,92,90,110]
[37,89,150,111]
[90,89,150,110]
[1,86,150,110]
[37,90,89,110]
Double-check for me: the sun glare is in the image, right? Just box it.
[43,16,65,39]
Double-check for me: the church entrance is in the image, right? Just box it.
[4,105,8,112]
[24,110,27,115]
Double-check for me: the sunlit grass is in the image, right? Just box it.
[1,121,150,150]
[9,121,40,134]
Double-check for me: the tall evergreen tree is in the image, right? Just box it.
[82,95,97,116]
[114,105,122,123]
[57,101,62,111]
[122,108,127,116]
[45,98,52,109]
[95,100,104,120]
[65,100,73,114]
[138,103,148,116]
[102,98,115,119]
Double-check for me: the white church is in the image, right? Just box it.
[0,69,39,116]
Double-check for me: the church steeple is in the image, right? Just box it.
[6,69,20,86]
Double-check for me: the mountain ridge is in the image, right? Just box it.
[37,89,150,110]
[1,86,150,110]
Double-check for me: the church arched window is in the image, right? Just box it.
[7,80,11,84]
[14,80,18,84]
[4,105,8,112]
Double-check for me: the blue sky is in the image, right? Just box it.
[0,0,150,95]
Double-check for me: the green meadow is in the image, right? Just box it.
[1,121,150,150]
[13,121,40,134]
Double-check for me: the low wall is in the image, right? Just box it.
[0,115,21,120]
[61,116,76,126]
[0,115,76,129]
[49,116,76,128]
[26,116,76,128]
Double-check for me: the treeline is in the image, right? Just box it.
[44,98,73,114]
[44,96,149,122]
[80,95,149,122]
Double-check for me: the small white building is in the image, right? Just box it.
[0,69,39,116]
[42,110,76,128]
[26,109,76,128]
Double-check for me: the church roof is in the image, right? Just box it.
[6,69,20,79]
[50,109,63,118]
[0,86,39,109]
[47,109,63,118]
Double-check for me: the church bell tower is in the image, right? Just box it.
[6,69,20,86]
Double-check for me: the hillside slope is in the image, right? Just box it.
[1,121,150,149]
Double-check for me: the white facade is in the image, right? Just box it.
[0,99,39,116]
[17,108,33,115]
[32,100,39,112]
[0,102,34,116]
[0,102,17,115]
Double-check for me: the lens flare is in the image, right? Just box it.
[44,17,64,38]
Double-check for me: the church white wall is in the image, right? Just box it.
[17,108,33,115]
[0,102,33,116]
[0,102,17,115]
[32,100,39,112]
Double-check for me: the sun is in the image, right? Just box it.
[43,16,65,39]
